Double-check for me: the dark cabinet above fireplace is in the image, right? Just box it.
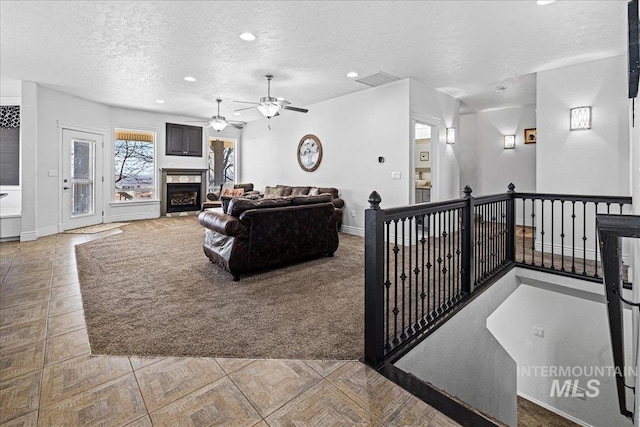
[166,123,202,157]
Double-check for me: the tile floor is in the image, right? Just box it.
[0,227,461,426]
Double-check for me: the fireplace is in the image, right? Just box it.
[167,183,201,213]
[160,168,208,216]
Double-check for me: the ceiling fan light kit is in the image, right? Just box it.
[186,98,245,131]
[210,118,228,131]
[234,74,309,128]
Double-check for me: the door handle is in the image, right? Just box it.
[63,186,70,190]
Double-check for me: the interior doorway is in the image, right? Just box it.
[413,122,432,204]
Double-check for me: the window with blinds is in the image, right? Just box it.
[114,129,155,202]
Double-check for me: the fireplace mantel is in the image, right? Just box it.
[160,169,208,216]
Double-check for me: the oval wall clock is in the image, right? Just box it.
[297,134,322,172]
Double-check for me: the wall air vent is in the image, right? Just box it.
[355,72,400,87]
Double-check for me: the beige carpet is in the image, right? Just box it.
[75,217,364,360]
[64,222,129,234]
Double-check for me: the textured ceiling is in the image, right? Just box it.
[0,1,628,120]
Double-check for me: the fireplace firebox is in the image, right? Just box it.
[166,183,201,213]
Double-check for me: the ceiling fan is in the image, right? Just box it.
[187,98,246,132]
[234,74,309,120]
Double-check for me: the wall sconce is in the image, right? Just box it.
[446,127,455,144]
[504,135,516,149]
[570,106,591,130]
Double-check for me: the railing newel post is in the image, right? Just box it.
[364,191,386,368]
[461,186,474,294]
[506,183,516,263]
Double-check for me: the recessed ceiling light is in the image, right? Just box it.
[156,99,165,104]
[239,32,256,41]
[184,76,196,82]
[537,0,556,5]
[347,71,359,78]
[234,112,242,116]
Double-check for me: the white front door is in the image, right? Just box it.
[62,129,103,230]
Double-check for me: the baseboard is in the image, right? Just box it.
[340,225,364,237]
[20,231,37,241]
[517,392,592,427]
[37,225,59,238]
[533,242,630,264]
[104,212,160,223]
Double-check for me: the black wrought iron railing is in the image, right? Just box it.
[364,184,632,367]
[515,193,632,281]
[596,214,640,421]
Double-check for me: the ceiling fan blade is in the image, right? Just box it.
[229,123,244,129]
[282,105,308,113]
[184,120,210,123]
[276,99,291,106]
[233,100,260,105]
[234,106,256,112]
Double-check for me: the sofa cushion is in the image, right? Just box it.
[291,186,310,196]
[276,185,293,196]
[291,194,333,206]
[227,197,292,217]
[318,187,339,199]
[234,183,254,192]
[264,186,284,198]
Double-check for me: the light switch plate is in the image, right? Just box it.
[391,172,401,179]
[48,170,58,177]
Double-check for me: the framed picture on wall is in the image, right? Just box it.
[420,151,429,161]
[524,128,537,144]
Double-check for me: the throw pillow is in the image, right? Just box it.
[308,187,320,196]
[291,186,310,196]
[264,186,284,198]
[222,187,244,197]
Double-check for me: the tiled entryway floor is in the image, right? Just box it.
[0,225,460,426]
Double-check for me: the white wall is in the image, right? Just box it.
[458,113,479,193]
[36,86,111,236]
[240,79,412,235]
[240,78,461,235]
[459,106,536,197]
[488,272,634,427]
[537,55,629,196]
[395,268,519,426]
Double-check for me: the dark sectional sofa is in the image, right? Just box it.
[198,194,342,281]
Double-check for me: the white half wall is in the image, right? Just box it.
[395,268,519,426]
[536,55,629,196]
[488,270,634,427]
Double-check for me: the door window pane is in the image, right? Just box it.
[71,140,94,216]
